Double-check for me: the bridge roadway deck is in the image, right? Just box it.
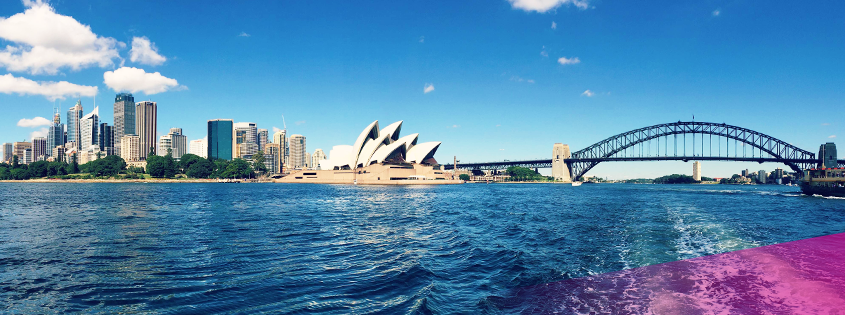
[443,158,844,170]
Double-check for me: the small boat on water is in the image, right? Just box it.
[571,181,582,187]
[800,168,845,197]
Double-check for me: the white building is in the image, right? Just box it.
[312,149,327,170]
[79,106,99,153]
[190,138,208,158]
[159,128,187,159]
[234,122,258,159]
[121,135,141,162]
[289,134,306,169]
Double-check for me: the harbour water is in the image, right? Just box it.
[1,183,844,314]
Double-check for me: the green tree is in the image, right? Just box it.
[27,161,49,178]
[163,149,177,178]
[223,158,254,179]
[11,155,19,168]
[178,154,202,173]
[146,155,167,178]
[10,168,28,180]
[86,155,127,177]
[252,151,267,175]
[69,154,79,174]
[459,174,470,181]
[186,158,214,178]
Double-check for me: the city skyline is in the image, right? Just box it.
[0,0,843,178]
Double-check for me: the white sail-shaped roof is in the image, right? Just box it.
[379,121,403,142]
[356,132,391,167]
[406,141,441,164]
[395,133,419,151]
[320,145,354,170]
[351,120,379,169]
[369,141,408,165]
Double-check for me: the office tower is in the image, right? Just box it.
[2,143,11,163]
[741,169,748,177]
[66,100,83,148]
[159,128,187,159]
[23,148,32,164]
[52,146,66,162]
[46,109,65,157]
[190,139,208,158]
[758,170,767,184]
[273,130,286,170]
[257,129,268,151]
[136,101,157,159]
[208,119,234,160]
[120,135,141,162]
[289,134,306,169]
[13,142,31,164]
[819,142,838,168]
[304,152,311,169]
[774,168,784,184]
[99,123,114,156]
[234,122,258,159]
[113,93,135,156]
[79,107,100,153]
[32,137,47,161]
[264,143,281,174]
[312,149,326,170]
[692,161,701,181]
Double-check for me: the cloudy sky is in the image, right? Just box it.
[0,0,842,178]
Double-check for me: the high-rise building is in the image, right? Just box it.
[79,107,100,153]
[2,143,12,163]
[758,170,767,184]
[257,128,268,151]
[113,93,135,156]
[32,137,47,161]
[47,108,64,157]
[136,101,157,160]
[741,169,749,177]
[190,139,208,158]
[774,168,784,184]
[208,119,234,160]
[120,135,141,162]
[312,149,327,170]
[66,100,83,148]
[264,143,281,174]
[234,122,258,159]
[304,152,311,169]
[52,146,66,162]
[819,142,838,169]
[159,128,187,159]
[289,134,306,169]
[23,148,33,164]
[692,161,701,181]
[99,123,114,156]
[273,130,286,171]
[13,142,32,164]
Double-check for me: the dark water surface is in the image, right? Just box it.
[1,183,844,314]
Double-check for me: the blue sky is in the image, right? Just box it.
[1,0,842,178]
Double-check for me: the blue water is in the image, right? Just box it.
[1,183,844,314]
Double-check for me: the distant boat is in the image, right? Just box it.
[571,181,582,187]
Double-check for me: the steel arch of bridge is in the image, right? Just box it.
[444,121,820,179]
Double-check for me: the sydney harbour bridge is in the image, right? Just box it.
[443,121,844,180]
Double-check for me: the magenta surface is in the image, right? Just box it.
[509,233,845,314]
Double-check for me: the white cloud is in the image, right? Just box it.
[424,83,435,94]
[581,90,594,97]
[238,32,251,37]
[17,116,51,127]
[0,73,97,101]
[822,123,830,126]
[540,50,548,57]
[0,2,122,75]
[508,0,589,13]
[558,56,580,65]
[295,120,306,125]
[551,21,557,29]
[419,36,425,43]
[712,9,720,16]
[450,124,460,128]
[129,36,166,66]
[510,75,535,84]
[829,135,837,139]
[104,67,184,95]
[496,124,501,127]
[30,127,48,141]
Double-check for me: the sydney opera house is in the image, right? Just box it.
[277,120,461,184]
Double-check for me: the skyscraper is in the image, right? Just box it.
[692,161,701,181]
[13,142,32,164]
[257,128,268,151]
[32,137,47,161]
[136,101,157,159]
[79,107,100,153]
[312,149,327,170]
[159,128,187,159]
[113,93,135,156]
[208,119,234,160]
[234,122,258,159]
[289,134,306,169]
[758,170,767,184]
[304,152,311,169]
[99,123,114,156]
[46,108,64,157]
[190,139,208,158]
[2,143,12,163]
[273,130,286,171]
[264,143,281,174]
[120,135,141,162]
[66,100,83,148]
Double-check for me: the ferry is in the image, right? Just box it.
[800,168,845,197]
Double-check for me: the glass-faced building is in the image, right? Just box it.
[113,93,135,156]
[208,119,234,160]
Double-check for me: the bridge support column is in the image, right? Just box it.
[552,143,572,183]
